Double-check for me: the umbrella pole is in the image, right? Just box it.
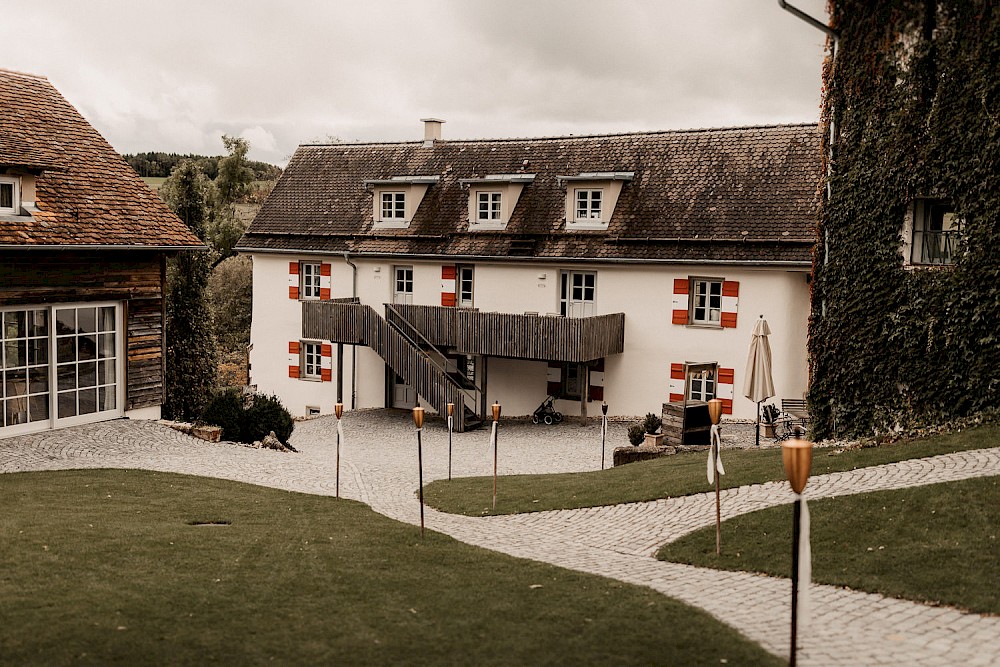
[756,400,761,448]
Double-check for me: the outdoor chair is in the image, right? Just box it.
[780,398,810,436]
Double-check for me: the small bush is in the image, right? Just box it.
[201,388,245,442]
[244,394,294,443]
[642,412,662,435]
[627,424,645,447]
[200,390,294,445]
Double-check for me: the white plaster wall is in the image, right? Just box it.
[250,253,811,421]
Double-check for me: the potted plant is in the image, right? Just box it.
[627,424,645,447]
[641,412,664,447]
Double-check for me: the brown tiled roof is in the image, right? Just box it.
[240,124,822,264]
[0,68,202,248]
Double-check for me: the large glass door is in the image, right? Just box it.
[1,302,123,436]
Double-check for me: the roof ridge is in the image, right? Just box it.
[299,121,820,149]
[0,67,48,80]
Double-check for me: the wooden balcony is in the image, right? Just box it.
[388,304,624,362]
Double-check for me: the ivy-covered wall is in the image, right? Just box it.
[810,1,1000,438]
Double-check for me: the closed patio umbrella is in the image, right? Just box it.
[744,316,775,447]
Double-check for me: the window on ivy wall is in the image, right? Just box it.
[911,199,960,265]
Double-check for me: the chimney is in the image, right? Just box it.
[421,118,444,147]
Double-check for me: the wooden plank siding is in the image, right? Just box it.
[302,301,476,430]
[388,304,467,348]
[0,250,167,411]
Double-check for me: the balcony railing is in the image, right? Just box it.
[913,230,959,265]
[390,304,624,362]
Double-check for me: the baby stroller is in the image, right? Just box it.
[532,396,564,425]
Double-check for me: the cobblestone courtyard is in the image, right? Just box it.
[2,411,998,666]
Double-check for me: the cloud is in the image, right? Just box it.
[2,0,830,166]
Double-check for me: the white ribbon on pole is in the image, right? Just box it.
[489,420,498,465]
[707,424,726,485]
[448,415,453,432]
[797,492,811,631]
[337,418,345,456]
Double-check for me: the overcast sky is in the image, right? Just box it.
[4,0,830,166]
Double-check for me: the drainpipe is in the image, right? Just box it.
[778,0,839,269]
[343,252,359,409]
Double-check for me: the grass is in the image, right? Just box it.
[657,477,1000,615]
[0,469,780,666]
[425,423,1000,516]
[141,176,167,191]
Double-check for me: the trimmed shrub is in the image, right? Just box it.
[200,390,294,445]
[627,424,645,447]
[244,394,294,444]
[642,412,662,435]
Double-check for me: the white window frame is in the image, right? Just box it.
[574,188,603,221]
[457,265,474,308]
[394,266,414,305]
[686,363,717,402]
[691,278,723,325]
[300,341,322,380]
[477,191,502,222]
[0,176,19,216]
[300,262,322,300]
[381,192,406,220]
[560,270,596,317]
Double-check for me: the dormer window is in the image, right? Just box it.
[381,192,406,220]
[557,172,633,230]
[575,189,602,220]
[364,175,439,229]
[459,174,535,230]
[477,192,502,222]
[0,176,19,215]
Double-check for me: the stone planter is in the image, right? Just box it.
[761,423,775,439]
[643,432,665,447]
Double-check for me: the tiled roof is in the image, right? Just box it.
[240,124,822,264]
[0,68,202,248]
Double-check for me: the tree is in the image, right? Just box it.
[160,160,218,421]
[205,135,256,268]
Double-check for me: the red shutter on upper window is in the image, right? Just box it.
[441,265,457,307]
[588,358,605,402]
[288,262,300,300]
[672,278,690,325]
[721,281,739,328]
[320,263,332,300]
[288,341,300,378]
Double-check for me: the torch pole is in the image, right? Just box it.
[715,440,721,556]
[791,496,801,666]
[601,403,608,470]
[412,406,426,538]
[708,398,723,556]
[447,402,454,481]
[492,402,501,512]
[334,403,343,499]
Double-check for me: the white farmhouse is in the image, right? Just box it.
[237,120,821,430]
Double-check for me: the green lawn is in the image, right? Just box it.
[425,424,1000,516]
[141,176,167,191]
[658,477,1000,615]
[0,470,780,666]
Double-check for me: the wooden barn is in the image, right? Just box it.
[0,68,202,437]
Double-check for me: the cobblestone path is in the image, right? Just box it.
[1,412,997,666]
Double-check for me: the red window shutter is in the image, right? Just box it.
[441,266,457,280]
[588,385,604,401]
[319,263,332,300]
[721,280,739,328]
[670,363,685,380]
[321,369,332,381]
[288,341,301,379]
[672,278,690,325]
[441,293,457,307]
[721,398,733,414]
[441,265,456,307]
[717,367,735,414]
[289,286,299,300]
[289,262,299,275]
[717,368,735,385]
[288,262,300,300]
[321,344,332,357]
[547,361,561,396]
[669,393,684,403]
